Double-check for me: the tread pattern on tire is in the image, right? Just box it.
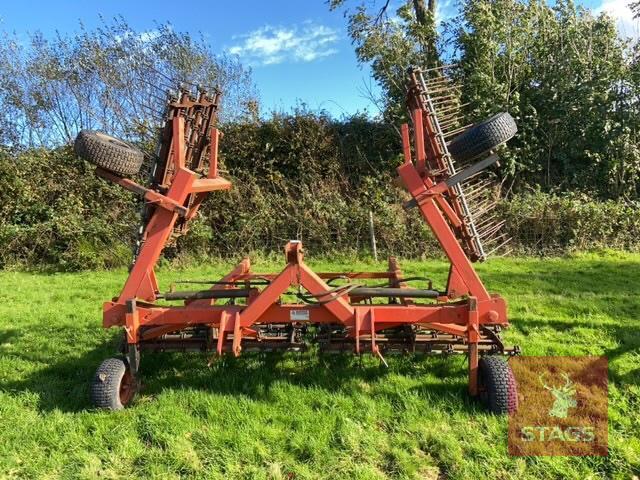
[447,112,517,164]
[90,357,129,410]
[74,130,144,176]
[479,356,518,414]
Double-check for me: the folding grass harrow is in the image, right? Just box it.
[75,66,519,413]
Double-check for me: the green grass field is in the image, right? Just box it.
[0,252,638,479]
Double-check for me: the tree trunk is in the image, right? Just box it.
[413,0,436,24]
[413,0,429,25]
[413,0,439,67]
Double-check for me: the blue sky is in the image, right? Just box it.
[1,0,637,117]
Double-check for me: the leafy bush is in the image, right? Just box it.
[502,191,640,254]
[2,113,640,271]
[0,146,137,270]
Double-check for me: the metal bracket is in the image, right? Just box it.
[404,154,500,210]
[444,154,499,188]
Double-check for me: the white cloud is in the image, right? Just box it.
[138,29,161,43]
[436,0,456,23]
[114,28,162,44]
[228,23,339,66]
[595,0,640,40]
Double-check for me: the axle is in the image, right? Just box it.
[157,286,442,301]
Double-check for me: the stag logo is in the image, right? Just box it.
[539,372,577,419]
[509,357,608,456]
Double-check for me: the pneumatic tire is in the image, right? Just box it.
[90,357,136,410]
[74,130,144,176]
[478,356,518,414]
[448,112,517,163]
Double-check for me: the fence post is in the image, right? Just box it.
[369,210,378,262]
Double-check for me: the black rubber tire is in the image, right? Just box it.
[448,112,517,163]
[478,356,518,414]
[90,357,136,410]
[74,130,144,176]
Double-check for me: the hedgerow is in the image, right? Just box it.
[2,112,639,270]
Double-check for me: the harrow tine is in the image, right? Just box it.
[482,231,509,247]
[438,102,469,114]
[425,73,454,82]
[423,73,452,83]
[460,169,487,184]
[439,116,465,128]
[444,124,473,138]
[431,97,458,107]
[485,236,513,257]
[471,200,498,219]
[430,93,458,103]
[423,63,457,72]
[464,189,492,203]
[470,177,500,191]
[428,85,461,95]
[478,220,506,239]
[437,110,462,120]
[464,177,493,189]
[438,102,469,115]
[474,213,500,230]
[425,76,452,86]
[436,111,461,121]
[463,180,493,197]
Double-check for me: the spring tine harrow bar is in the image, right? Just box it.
[88,65,519,412]
[406,68,487,261]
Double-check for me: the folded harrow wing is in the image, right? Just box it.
[76,67,519,413]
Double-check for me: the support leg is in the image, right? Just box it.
[126,343,140,378]
[232,312,242,357]
[125,299,140,345]
[124,299,141,391]
[467,297,480,396]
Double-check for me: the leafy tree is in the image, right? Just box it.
[0,18,257,148]
[329,0,441,123]
[455,0,638,197]
[333,0,640,199]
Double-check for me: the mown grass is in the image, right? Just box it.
[0,252,638,479]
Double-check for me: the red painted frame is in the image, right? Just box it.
[101,106,510,396]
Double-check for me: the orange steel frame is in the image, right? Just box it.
[102,112,509,396]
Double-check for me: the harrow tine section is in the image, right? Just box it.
[425,76,451,86]
[471,200,498,219]
[438,111,462,121]
[474,213,500,230]
[482,231,510,247]
[439,116,465,129]
[484,236,513,256]
[423,63,457,72]
[437,102,470,115]
[464,182,494,200]
[463,178,493,192]
[478,220,506,239]
[429,85,461,95]
[444,124,472,139]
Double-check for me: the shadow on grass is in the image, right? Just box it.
[0,330,120,413]
[0,328,19,345]
[141,348,468,395]
[0,326,477,414]
[517,318,640,385]
[6,255,637,414]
